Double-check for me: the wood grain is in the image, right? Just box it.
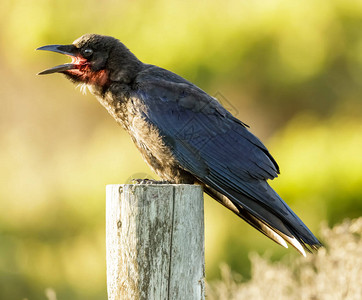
[106,184,205,300]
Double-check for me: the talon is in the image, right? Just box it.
[132,179,170,184]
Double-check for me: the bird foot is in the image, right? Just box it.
[131,178,171,184]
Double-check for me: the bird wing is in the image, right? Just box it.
[133,66,321,251]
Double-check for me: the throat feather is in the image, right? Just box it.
[87,69,109,86]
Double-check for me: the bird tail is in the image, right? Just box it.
[204,186,322,256]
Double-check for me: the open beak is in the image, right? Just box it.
[36,44,80,75]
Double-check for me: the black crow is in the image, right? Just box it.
[37,34,321,255]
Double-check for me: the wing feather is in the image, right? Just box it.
[132,67,321,250]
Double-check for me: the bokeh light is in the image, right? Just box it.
[0,0,361,298]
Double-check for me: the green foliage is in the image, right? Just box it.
[270,114,362,225]
[0,0,361,299]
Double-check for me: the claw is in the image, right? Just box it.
[132,179,171,184]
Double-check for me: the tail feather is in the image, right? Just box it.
[204,187,289,249]
[240,209,289,249]
[204,184,322,254]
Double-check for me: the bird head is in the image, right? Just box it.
[37,34,142,87]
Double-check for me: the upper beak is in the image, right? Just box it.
[36,44,79,75]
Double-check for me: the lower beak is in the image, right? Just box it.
[37,44,78,75]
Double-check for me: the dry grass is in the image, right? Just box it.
[207,218,362,300]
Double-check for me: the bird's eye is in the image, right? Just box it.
[83,48,93,58]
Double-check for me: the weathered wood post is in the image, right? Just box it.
[106,184,205,300]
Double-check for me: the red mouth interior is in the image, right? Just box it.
[62,53,109,85]
[66,54,89,73]
[70,55,87,65]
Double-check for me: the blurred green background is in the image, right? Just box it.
[1,0,361,299]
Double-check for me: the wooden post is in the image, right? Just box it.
[106,184,205,300]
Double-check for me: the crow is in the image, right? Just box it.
[37,34,321,255]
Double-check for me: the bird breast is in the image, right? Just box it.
[127,113,180,180]
[93,86,182,181]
